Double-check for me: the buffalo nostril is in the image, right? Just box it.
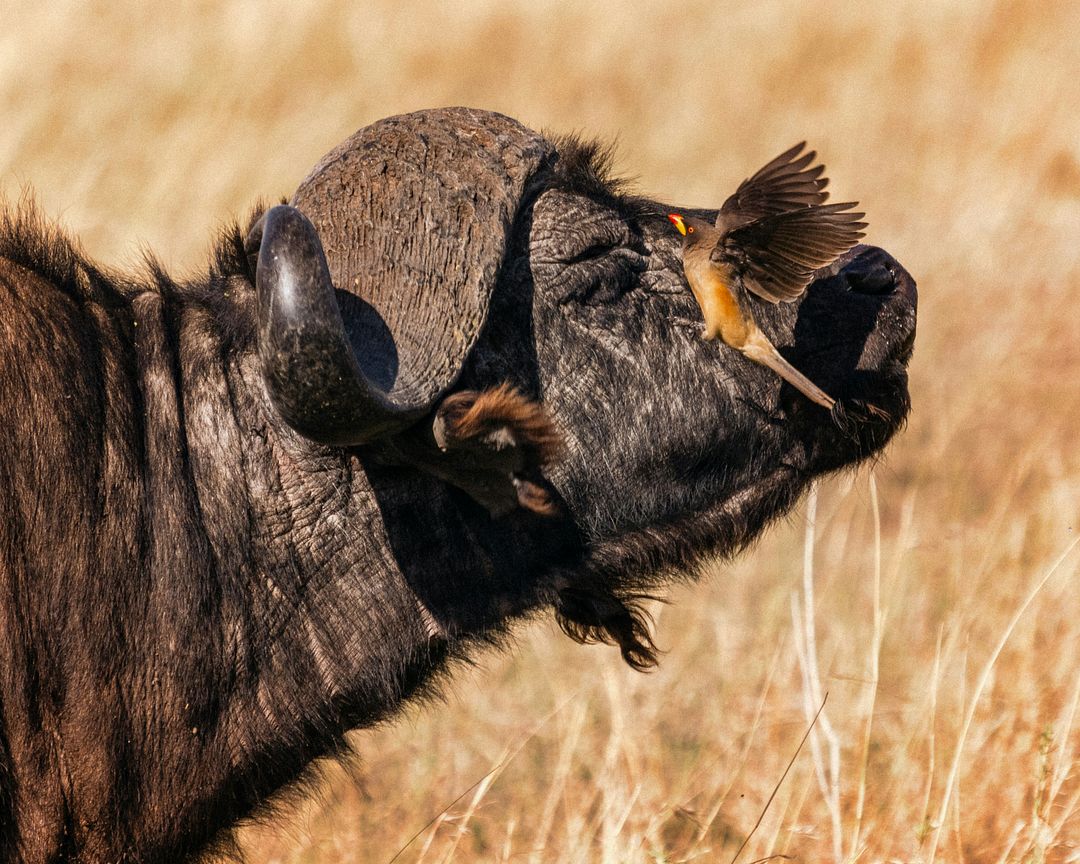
[845,266,896,296]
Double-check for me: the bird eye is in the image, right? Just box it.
[687,226,695,234]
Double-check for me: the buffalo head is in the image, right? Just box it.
[247,107,915,665]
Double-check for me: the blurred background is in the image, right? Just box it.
[3,1,1080,861]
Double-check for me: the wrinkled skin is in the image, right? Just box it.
[488,190,912,548]
[0,108,914,863]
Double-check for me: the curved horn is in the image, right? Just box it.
[246,205,426,446]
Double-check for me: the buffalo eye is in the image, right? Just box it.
[565,240,618,266]
[530,191,647,306]
[558,241,646,306]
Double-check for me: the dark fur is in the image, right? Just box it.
[0,110,914,863]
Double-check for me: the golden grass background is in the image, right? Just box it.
[4,1,1080,861]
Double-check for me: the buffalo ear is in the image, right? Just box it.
[432,385,564,516]
[384,385,564,517]
[290,108,554,429]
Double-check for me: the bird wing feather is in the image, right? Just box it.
[715,142,831,232]
[714,202,867,303]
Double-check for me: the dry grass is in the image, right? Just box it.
[4,1,1080,861]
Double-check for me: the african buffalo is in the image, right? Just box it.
[0,107,915,863]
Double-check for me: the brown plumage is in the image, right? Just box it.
[669,142,866,408]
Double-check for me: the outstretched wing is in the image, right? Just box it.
[716,142,830,233]
[716,202,867,303]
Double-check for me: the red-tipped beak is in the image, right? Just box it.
[668,213,687,236]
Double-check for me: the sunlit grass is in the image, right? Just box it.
[3,0,1079,860]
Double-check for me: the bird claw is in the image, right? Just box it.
[830,398,893,430]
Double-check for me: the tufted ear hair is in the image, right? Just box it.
[280,108,553,443]
[431,385,564,516]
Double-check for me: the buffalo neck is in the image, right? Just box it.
[0,257,572,861]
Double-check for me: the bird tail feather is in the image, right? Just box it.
[742,337,835,409]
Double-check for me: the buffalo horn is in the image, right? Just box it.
[246,205,425,446]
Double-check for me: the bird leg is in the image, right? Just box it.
[740,330,836,410]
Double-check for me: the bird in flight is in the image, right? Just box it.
[669,142,865,409]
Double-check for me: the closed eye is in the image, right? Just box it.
[557,245,647,306]
[564,241,618,265]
